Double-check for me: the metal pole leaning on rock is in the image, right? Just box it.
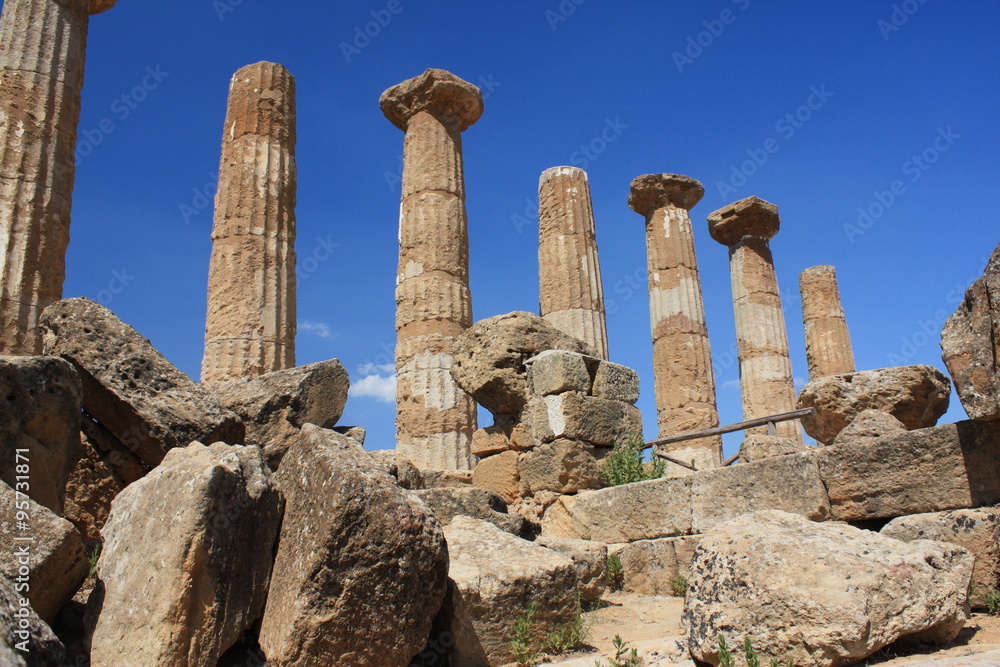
[708,196,803,442]
[0,0,118,354]
[628,174,722,473]
[800,265,855,380]
[380,69,482,470]
[538,166,609,359]
[202,62,297,387]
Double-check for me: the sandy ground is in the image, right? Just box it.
[538,592,1000,667]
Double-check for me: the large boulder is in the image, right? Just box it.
[444,516,579,667]
[882,508,1000,609]
[89,442,283,666]
[608,535,701,596]
[0,480,87,623]
[534,536,607,603]
[39,298,244,466]
[0,356,82,515]
[213,359,350,468]
[450,311,596,420]
[684,510,974,667]
[0,574,65,666]
[259,425,448,666]
[797,365,951,444]
[941,244,1000,420]
[414,486,529,537]
[817,419,1000,521]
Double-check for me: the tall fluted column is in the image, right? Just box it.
[201,62,297,387]
[709,196,802,442]
[0,0,117,354]
[380,69,481,470]
[538,166,609,359]
[800,265,855,380]
[629,174,721,473]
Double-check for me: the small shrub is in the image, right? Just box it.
[743,637,761,667]
[717,635,735,667]
[595,634,642,666]
[510,602,539,666]
[601,433,665,487]
[85,542,102,580]
[606,553,624,591]
[668,575,688,597]
[718,635,794,667]
[985,589,1000,616]
[510,596,588,665]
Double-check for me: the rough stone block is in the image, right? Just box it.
[470,424,512,457]
[591,360,640,404]
[518,438,603,495]
[526,349,591,397]
[529,392,642,446]
[472,450,520,504]
[738,434,810,463]
[817,419,1000,521]
[608,535,701,596]
[0,573,65,666]
[535,535,607,603]
[414,486,528,537]
[830,409,907,447]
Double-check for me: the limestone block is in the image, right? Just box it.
[0,573,64,666]
[526,350,591,397]
[518,438,604,495]
[608,535,701,596]
[830,409,907,447]
[737,434,810,464]
[591,359,640,404]
[471,450,520,504]
[535,535,607,603]
[414,486,528,537]
[528,392,642,447]
[471,425,512,457]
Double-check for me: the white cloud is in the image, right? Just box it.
[357,362,395,375]
[722,379,741,390]
[350,373,396,403]
[300,321,332,339]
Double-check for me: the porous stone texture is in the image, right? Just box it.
[414,486,529,537]
[737,433,809,463]
[202,61,298,387]
[709,196,802,442]
[444,516,579,667]
[40,298,245,467]
[0,573,65,666]
[518,438,604,495]
[382,69,483,471]
[470,424,513,457]
[538,166,609,359]
[608,535,701,596]
[527,349,592,397]
[591,359,640,404]
[684,510,974,667]
[451,311,596,420]
[525,392,642,447]
[259,424,448,666]
[830,408,907,447]
[535,536,607,603]
[62,429,127,542]
[0,355,81,514]
[213,359,349,468]
[941,243,1000,420]
[0,480,86,623]
[0,0,116,355]
[368,449,425,490]
[629,174,722,473]
[881,508,1000,609]
[817,419,1000,521]
[798,365,951,445]
[89,442,283,667]
[800,265,855,380]
[471,449,520,504]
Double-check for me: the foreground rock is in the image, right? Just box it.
[0,574,65,667]
[260,425,448,666]
[0,481,86,623]
[535,536,607,603]
[450,311,596,420]
[214,359,350,468]
[882,508,1000,609]
[0,356,82,515]
[445,516,579,666]
[89,443,282,666]
[414,487,529,537]
[830,409,907,447]
[40,298,244,466]
[942,244,1000,420]
[609,536,700,596]
[685,510,973,667]
[737,434,809,463]
[797,365,951,444]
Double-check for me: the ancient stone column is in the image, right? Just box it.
[538,166,609,359]
[380,69,482,470]
[628,174,721,473]
[800,265,855,380]
[201,62,297,387]
[0,0,117,355]
[708,196,802,442]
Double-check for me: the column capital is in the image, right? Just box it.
[707,196,779,246]
[628,173,704,217]
[87,0,118,15]
[380,68,483,132]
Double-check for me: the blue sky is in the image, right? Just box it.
[51,0,1000,457]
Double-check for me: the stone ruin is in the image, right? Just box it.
[0,10,998,665]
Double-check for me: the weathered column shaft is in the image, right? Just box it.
[709,197,802,442]
[538,166,608,359]
[800,265,855,380]
[629,174,721,474]
[382,69,482,470]
[0,0,91,354]
[202,62,297,387]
